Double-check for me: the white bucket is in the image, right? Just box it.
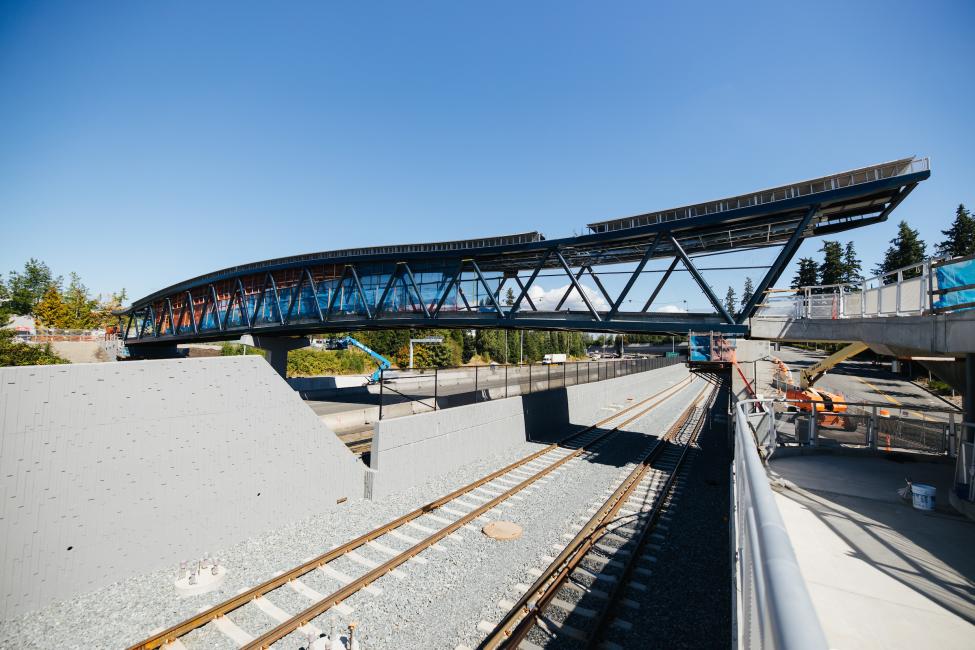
[911,483,936,511]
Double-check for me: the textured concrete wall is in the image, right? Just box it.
[367,364,689,497]
[0,356,363,618]
[750,309,975,355]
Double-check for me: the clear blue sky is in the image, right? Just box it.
[1,1,973,311]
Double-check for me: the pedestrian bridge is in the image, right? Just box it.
[119,157,929,353]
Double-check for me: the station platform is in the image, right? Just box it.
[768,453,975,649]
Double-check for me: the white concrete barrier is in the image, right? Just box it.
[365,364,689,498]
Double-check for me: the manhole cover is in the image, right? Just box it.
[482,520,523,541]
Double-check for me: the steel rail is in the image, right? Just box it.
[127,375,694,650]
[478,383,714,649]
[585,384,719,647]
[240,377,697,649]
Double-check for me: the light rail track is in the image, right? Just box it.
[475,381,719,649]
[129,375,698,650]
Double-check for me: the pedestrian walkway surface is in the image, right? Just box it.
[768,453,975,650]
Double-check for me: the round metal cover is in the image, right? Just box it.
[482,520,523,541]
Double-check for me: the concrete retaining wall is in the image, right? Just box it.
[0,356,364,618]
[366,363,689,498]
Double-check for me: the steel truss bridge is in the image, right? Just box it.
[120,157,929,354]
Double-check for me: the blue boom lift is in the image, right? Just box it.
[330,336,391,383]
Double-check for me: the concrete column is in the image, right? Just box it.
[965,353,975,442]
[240,335,310,378]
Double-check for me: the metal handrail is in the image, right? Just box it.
[733,398,828,649]
[755,253,974,319]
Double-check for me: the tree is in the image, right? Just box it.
[63,272,99,329]
[935,204,975,258]
[818,240,845,286]
[791,257,819,291]
[0,275,11,323]
[724,286,736,314]
[0,329,68,366]
[740,277,754,309]
[34,285,70,328]
[504,287,516,306]
[6,259,59,316]
[842,242,862,284]
[874,221,926,279]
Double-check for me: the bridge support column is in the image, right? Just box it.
[240,335,310,378]
[966,353,975,442]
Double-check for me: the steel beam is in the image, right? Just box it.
[555,265,588,311]
[433,262,465,317]
[324,266,350,320]
[470,260,504,314]
[348,265,373,319]
[373,264,402,319]
[401,262,431,318]
[609,233,662,318]
[514,276,537,311]
[737,204,819,323]
[642,257,680,312]
[509,250,551,317]
[554,250,601,321]
[669,234,734,324]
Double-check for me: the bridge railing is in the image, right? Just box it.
[733,398,828,650]
[754,253,975,320]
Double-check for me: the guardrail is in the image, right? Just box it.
[755,252,975,319]
[733,398,828,650]
[377,356,684,419]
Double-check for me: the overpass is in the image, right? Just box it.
[750,252,975,434]
[119,157,929,368]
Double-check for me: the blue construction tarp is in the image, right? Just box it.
[933,258,975,311]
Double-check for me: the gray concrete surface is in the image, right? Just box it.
[750,308,975,356]
[365,364,690,499]
[0,356,364,618]
[769,454,975,649]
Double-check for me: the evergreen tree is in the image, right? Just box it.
[63,272,99,329]
[874,221,926,279]
[740,277,754,309]
[935,204,975,258]
[0,275,10,323]
[504,287,516,306]
[791,257,819,290]
[6,259,59,316]
[842,242,862,284]
[818,240,845,286]
[723,286,736,314]
[34,285,70,328]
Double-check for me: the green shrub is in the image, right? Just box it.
[0,329,68,366]
[287,348,367,377]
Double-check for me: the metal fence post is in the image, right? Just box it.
[528,362,533,394]
[474,365,479,403]
[379,368,384,420]
[869,406,878,450]
[576,361,580,385]
[434,367,439,411]
[504,364,508,399]
[810,410,818,446]
[547,364,551,391]
[563,361,567,387]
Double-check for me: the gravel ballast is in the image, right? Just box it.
[0,366,697,649]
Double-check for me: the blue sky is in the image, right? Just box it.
[1,1,973,311]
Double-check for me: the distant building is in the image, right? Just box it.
[3,314,36,339]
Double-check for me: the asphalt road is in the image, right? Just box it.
[774,346,958,423]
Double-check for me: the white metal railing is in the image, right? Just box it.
[755,253,975,320]
[733,398,828,650]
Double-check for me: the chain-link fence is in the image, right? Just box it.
[377,356,684,419]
